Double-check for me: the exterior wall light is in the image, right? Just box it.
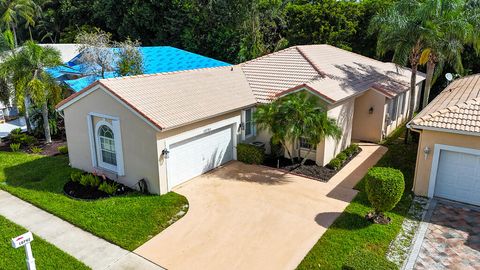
[162,148,170,159]
[369,107,374,114]
[423,146,431,160]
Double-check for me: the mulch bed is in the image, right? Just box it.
[0,137,66,156]
[64,178,133,201]
[263,148,362,182]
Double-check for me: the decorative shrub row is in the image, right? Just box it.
[237,143,265,165]
[70,171,118,195]
[327,143,361,170]
[58,145,68,154]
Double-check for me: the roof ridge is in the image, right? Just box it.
[100,65,235,82]
[295,46,327,77]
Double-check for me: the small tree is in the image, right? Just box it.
[75,29,114,78]
[114,38,144,76]
[365,167,405,224]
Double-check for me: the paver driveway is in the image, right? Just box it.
[410,200,480,270]
[135,144,386,270]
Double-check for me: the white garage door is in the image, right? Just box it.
[434,149,480,206]
[167,125,234,190]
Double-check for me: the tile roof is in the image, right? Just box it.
[410,74,480,134]
[58,66,257,130]
[241,44,424,103]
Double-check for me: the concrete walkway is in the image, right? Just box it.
[136,143,387,270]
[0,190,163,270]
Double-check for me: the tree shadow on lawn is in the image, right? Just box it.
[315,211,371,230]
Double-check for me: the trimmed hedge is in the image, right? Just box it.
[58,146,68,154]
[365,167,405,214]
[237,143,265,165]
[327,158,342,170]
[344,144,359,157]
[342,249,397,270]
[327,144,361,170]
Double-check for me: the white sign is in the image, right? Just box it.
[11,231,36,270]
[11,232,33,249]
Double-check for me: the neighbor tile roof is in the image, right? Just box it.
[241,44,424,103]
[410,74,480,134]
[58,66,257,130]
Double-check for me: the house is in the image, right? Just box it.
[408,74,480,206]
[48,46,231,92]
[56,44,425,194]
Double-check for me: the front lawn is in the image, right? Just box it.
[297,126,418,269]
[0,215,89,270]
[0,152,188,251]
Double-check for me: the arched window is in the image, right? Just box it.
[98,125,117,166]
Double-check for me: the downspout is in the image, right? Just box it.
[407,122,423,194]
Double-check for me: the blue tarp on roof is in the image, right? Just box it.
[51,46,231,92]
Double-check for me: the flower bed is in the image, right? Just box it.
[262,144,361,182]
[64,171,133,200]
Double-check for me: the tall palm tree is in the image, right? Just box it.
[0,41,62,143]
[0,0,40,47]
[370,0,427,124]
[419,0,480,108]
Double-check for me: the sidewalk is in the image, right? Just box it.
[0,190,163,270]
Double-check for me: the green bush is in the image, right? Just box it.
[9,143,20,152]
[342,249,397,270]
[58,145,68,154]
[80,174,101,187]
[344,144,360,157]
[10,133,37,146]
[237,143,265,164]
[70,171,83,183]
[10,128,22,135]
[30,146,42,154]
[337,152,348,162]
[98,181,118,195]
[365,167,405,214]
[327,158,342,170]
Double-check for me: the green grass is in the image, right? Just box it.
[0,215,89,270]
[0,152,188,251]
[297,126,418,270]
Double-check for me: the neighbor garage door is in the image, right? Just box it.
[434,149,480,206]
[167,125,234,190]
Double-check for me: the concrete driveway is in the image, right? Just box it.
[135,143,386,270]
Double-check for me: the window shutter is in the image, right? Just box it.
[86,115,97,167]
[112,120,125,176]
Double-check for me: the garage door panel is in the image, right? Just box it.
[167,126,233,190]
[434,149,480,206]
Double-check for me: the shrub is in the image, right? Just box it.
[237,143,265,165]
[80,174,101,187]
[10,128,22,135]
[344,144,360,157]
[98,181,118,195]
[327,158,342,170]
[365,167,405,214]
[58,145,68,154]
[70,171,83,183]
[10,133,37,146]
[9,143,20,152]
[30,146,42,154]
[337,152,348,162]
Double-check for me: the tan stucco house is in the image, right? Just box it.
[56,44,425,195]
[408,74,480,206]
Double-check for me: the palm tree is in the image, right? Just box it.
[0,41,62,143]
[419,0,480,108]
[370,0,427,124]
[0,0,40,47]
[279,92,341,165]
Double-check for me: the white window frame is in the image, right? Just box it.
[241,108,256,140]
[87,113,124,176]
[427,144,480,198]
[298,137,316,151]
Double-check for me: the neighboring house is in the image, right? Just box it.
[408,74,480,206]
[56,44,425,195]
[48,46,231,92]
